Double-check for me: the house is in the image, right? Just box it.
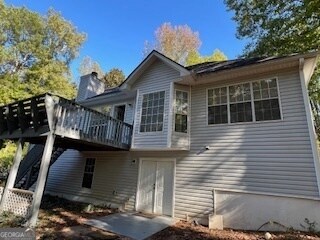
[0,50,319,230]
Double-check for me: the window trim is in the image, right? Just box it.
[174,89,189,134]
[81,157,96,190]
[139,90,166,134]
[206,76,283,126]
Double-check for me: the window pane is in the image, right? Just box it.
[270,88,278,97]
[208,105,228,124]
[255,99,281,121]
[228,83,252,123]
[253,90,261,100]
[82,158,95,189]
[230,102,252,123]
[253,79,281,121]
[175,91,189,133]
[140,91,165,132]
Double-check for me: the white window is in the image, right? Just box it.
[208,87,228,124]
[208,78,281,125]
[82,158,95,189]
[140,91,165,132]
[229,83,252,123]
[253,79,281,121]
[175,90,188,133]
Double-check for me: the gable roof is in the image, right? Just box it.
[119,50,190,89]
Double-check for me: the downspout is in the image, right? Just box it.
[299,57,320,197]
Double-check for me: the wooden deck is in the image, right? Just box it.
[0,94,133,150]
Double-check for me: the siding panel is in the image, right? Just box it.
[174,70,319,221]
[131,60,180,149]
[46,150,138,210]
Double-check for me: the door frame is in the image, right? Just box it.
[135,157,176,217]
[112,103,127,121]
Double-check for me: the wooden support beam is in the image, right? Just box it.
[27,132,55,227]
[0,107,7,134]
[18,101,27,133]
[0,139,25,211]
[31,97,39,132]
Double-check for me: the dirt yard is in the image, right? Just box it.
[29,195,320,239]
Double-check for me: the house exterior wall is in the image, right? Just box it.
[172,70,319,222]
[45,64,320,230]
[131,59,180,149]
[45,150,138,210]
[215,190,320,231]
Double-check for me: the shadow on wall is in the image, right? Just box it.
[45,150,139,211]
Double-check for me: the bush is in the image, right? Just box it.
[0,141,17,181]
[0,211,25,227]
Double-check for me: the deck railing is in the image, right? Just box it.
[54,98,133,149]
[0,94,49,136]
[0,94,133,149]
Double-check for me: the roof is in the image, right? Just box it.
[186,52,319,75]
[88,87,121,99]
[186,55,288,75]
[85,51,319,101]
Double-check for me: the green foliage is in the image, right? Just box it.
[225,0,320,136]
[78,56,105,79]
[0,2,86,104]
[0,141,16,178]
[224,0,319,57]
[186,49,228,66]
[0,211,25,227]
[103,68,126,88]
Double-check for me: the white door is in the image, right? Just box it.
[137,160,174,216]
[138,161,157,213]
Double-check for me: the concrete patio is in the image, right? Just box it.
[84,212,176,240]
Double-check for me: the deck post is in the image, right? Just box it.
[0,139,25,210]
[27,132,55,227]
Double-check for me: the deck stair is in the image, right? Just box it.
[0,93,133,226]
[14,145,65,190]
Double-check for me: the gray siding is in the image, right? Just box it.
[47,66,318,224]
[131,59,180,149]
[174,70,319,220]
[46,150,138,210]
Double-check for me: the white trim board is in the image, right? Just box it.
[299,57,320,197]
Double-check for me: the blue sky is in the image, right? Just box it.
[5,0,247,83]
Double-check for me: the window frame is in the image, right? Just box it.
[207,86,228,125]
[139,90,166,134]
[174,89,189,134]
[81,157,96,189]
[206,77,283,126]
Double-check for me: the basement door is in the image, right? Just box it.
[137,159,174,216]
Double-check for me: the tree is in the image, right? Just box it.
[186,49,227,66]
[224,0,319,56]
[78,56,104,79]
[144,22,201,65]
[0,1,85,174]
[103,68,126,88]
[0,1,86,105]
[225,0,320,136]
[144,22,227,66]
